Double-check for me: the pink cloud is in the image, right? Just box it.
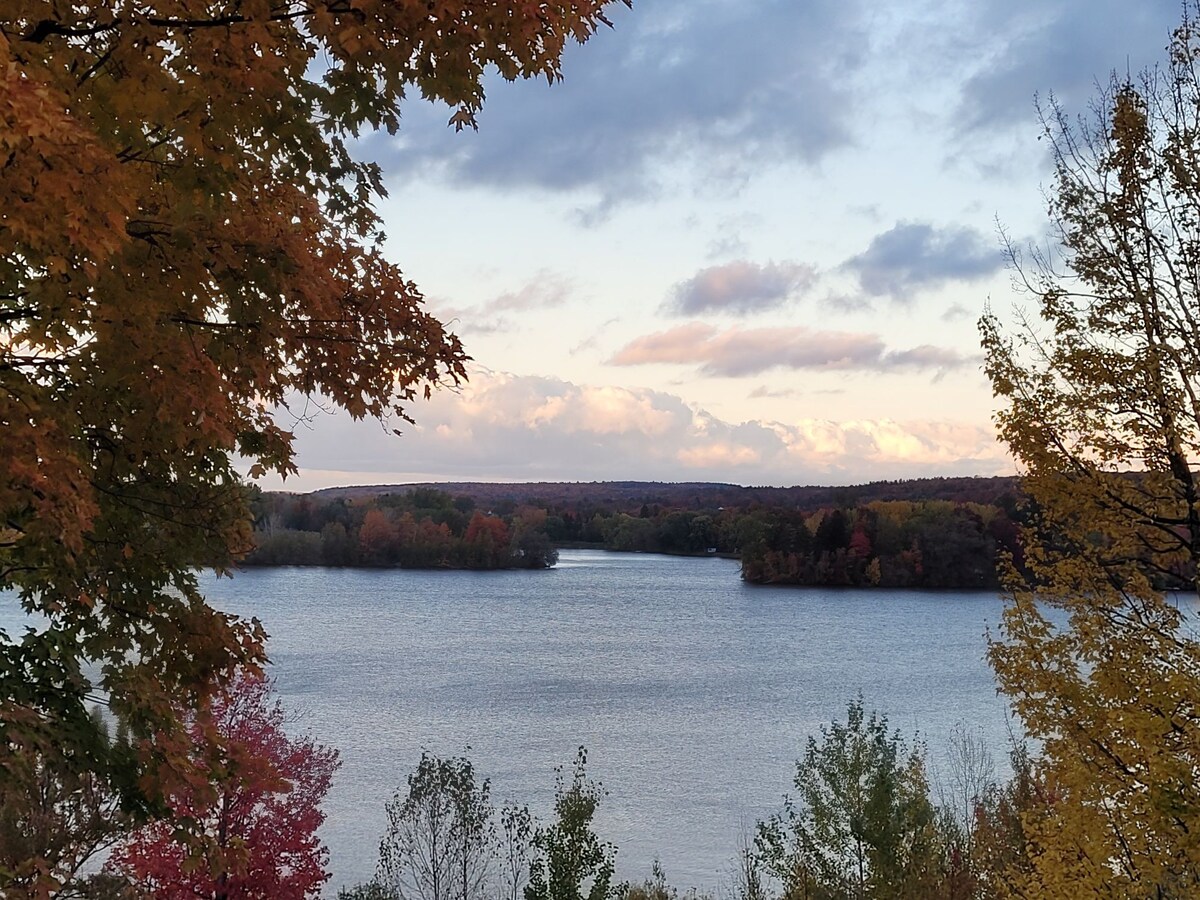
[609,324,969,376]
[664,260,816,315]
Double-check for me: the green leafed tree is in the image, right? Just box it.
[340,884,402,900]
[0,0,629,816]
[499,802,535,900]
[526,748,616,900]
[979,3,1200,893]
[755,697,942,900]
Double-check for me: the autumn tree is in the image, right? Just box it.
[464,512,512,568]
[980,3,1200,892]
[360,508,402,566]
[106,670,339,899]
[0,0,629,812]
[968,745,1048,900]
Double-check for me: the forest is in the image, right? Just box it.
[251,473,1200,591]
[90,681,1044,900]
[246,479,1029,589]
[5,673,1040,900]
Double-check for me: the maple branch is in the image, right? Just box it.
[170,315,261,331]
[0,355,70,370]
[0,305,35,322]
[88,481,238,538]
[19,4,340,45]
[19,19,115,43]
[74,37,118,85]
[117,134,175,165]
[125,220,173,241]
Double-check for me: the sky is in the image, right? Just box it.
[261,0,1184,492]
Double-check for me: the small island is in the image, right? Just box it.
[246,486,558,570]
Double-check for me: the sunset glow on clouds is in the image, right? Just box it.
[265,370,1007,491]
[608,324,973,377]
[663,261,817,316]
[259,0,1183,490]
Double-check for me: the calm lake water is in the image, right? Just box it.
[1,550,1025,893]
[195,550,1017,894]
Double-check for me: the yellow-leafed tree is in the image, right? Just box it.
[0,0,627,889]
[981,5,1200,895]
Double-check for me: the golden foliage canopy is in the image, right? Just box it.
[0,0,626,815]
[981,5,1200,893]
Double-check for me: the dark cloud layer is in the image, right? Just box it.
[841,222,1004,300]
[366,0,867,204]
[355,0,1188,207]
[609,323,972,377]
[958,0,1180,136]
[664,260,815,316]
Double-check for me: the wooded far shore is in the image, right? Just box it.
[243,475,1108,591]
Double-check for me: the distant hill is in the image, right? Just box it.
[308,476,1021,512]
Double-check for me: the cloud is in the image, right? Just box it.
[841,222,1004,301]
[749,386,800,399]
[941,303,971,322]
[955,0,1179,136]
[433,271,572,335]
[663,260,815,316]
[608,323,973,377]
[363,0,867,207]
[485,272,572,313]
[883,345,973,369]
[748,386,846,400]
[431,308,506,336]
[821,292,873,314]
[261,369,1009,489]
[705,215,759,259]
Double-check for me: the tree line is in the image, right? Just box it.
[312,477,1022,515]
[252,481,1200,594]
[738,500,1023,590]
[249,486,1032,590]
[336,702,1050,900]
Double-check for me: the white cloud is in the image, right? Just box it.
[432,271,573,335]
[260,369,1010,490]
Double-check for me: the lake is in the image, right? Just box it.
[188,550,1018,894]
